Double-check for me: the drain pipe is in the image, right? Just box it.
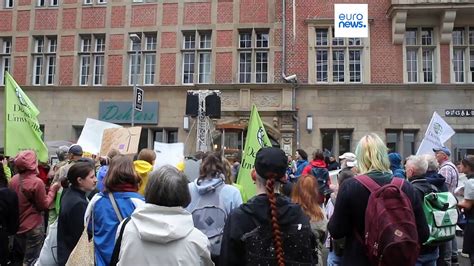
[281,0,300,149]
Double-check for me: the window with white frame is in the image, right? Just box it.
[314,28,364,83]
[4,0,13,8]
[79,35,105,86]
[36,0,57,7]
[83,0,105,4]
[181,31,212,84]
[0,38,12,85]
[32,36,57,85]
[128,32,157,85]
[238,30,269,83]
[452,27,474,83]
[405,27,436,83]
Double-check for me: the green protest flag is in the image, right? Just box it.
[236,105,272,202]
[4,71,48,162]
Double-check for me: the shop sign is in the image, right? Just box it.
[445,109,474,117]
[99,101,158,124]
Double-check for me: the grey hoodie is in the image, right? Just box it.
[117,203,213,265]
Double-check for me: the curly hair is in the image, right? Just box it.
[265,177,285,266]
[199,153,225,180]
[291,175,325,221]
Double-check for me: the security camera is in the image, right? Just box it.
[284,74,297,83]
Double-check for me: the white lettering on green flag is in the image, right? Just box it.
[4,71,48,162]
[236,105,272,202]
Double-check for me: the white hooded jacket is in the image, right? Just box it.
[117,203,214,266]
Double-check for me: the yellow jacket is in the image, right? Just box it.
[134,160,154,195]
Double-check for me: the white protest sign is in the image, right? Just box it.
[77,118,122,155]
[416,112,455,155]
[153,142,184,169]
[334,4,368,38]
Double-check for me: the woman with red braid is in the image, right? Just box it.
[220,147,318,266]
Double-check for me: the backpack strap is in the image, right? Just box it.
[109,216,132,266]
[390,177,405,190]
[109,192,124,222]
[354,175,381,193]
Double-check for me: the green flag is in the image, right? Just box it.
[237,105,272,202]
[4,71,48,162]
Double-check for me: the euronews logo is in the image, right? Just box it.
[334,4,368,38]
[338,13,367,29]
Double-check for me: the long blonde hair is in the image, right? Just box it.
[355,133,391,174]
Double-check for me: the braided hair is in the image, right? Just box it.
[265,174,285,266]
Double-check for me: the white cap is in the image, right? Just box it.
[339,152,356,160]
[346,160,357,168]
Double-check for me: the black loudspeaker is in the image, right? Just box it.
[206,93,221,119]
[185,93,198,117]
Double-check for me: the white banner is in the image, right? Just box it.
[77,118,122,155]
[416,112,455,155]
[153,142,184,170]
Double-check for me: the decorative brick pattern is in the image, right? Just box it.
[34,9,58,30]
[273,51,282,83]
[15,37,29,53]
[440,44,450,83]
[215,52,233,83]
[161,32,176,49]
[183,2,211,25]
[216,30,233,47]
[239,0,267,23]
[131,5,157,27]
[162,3,178,26]
[13,57,27,85]
[16,11,30,32]
[160,53,176,85]
[110,34,124,50]
[60,36,75,52]
[107,55,123,85]
[0,11,12,31]
[59,56,74,85]
[62,8,76,29]
[217,2,233,24]
[19,0,31,6]
[111,6,125,28]
[81,7,106,29]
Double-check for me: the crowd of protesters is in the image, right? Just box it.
[1,132,474,266]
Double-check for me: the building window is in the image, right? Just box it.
[386,130,418,159]
[154,128,178,143]
[181,31,211,84]
[452,27,474,83]
[83,0,105,4]
[36,0,57,7]
[0,38,11,85]
[79,35,105,86]
[321,129,353,158]
[404,27,436,83]
[128,32,157,85]
[238,30,269,83]
[451,132,474,162]
[4,0,13,8]
[32,36,56,85]
[314,28,364,83]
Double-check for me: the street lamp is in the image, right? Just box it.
[129,33,141,127]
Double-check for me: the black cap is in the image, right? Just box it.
[255,147,287,180]
[68,144,83,156]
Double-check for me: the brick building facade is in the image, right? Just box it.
[0,0,474,161]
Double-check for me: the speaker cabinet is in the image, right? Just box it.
[185,92,221,118]
[185,93,198,117]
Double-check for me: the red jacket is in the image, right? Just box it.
[302,159,327,175]
[9,171,57,234]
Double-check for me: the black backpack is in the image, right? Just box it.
[311,166,331,196]
[241,217,318,266]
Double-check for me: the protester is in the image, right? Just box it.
[0,164,19,266]
[422,154,448,192]
[327,156,340,171]
[133,148,156,195]
[114,165,213,265]
[186,152,242,265]
[57,144,84,184]
[325,168,354,266]
[389,152,406,179]
[338,152,356,169]
[286,154,296,178]
[220,147,317,266]
[459,155,474,265]
[434,146,460,265]
[291,149,309,181]
[328,133,429,266]
[9,150,61,265]
[221,156,244,200]
[85,155,145,266]
[302,149,331,204]
[96,148,120,192]
[405,155,440,265]
[291,174,327,265]
[57,162,97,265]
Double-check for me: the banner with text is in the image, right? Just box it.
[416,112,455,155]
